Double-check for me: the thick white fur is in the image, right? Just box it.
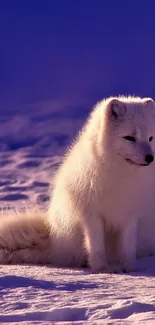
[1,96,155,273]
[0,209,51,264]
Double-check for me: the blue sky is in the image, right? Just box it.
[1,1,155,111]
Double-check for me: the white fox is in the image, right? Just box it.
[0,95,155,273]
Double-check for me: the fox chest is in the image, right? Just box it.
[97,173,154,225]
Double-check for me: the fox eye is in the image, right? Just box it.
[123,136,136,142]
[149,136,153,142]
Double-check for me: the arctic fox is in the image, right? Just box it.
[0,95,155,273]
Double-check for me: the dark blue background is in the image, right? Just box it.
[1,1,155,112]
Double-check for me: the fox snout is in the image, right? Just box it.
[144,154,154,164]
[126,142,154,167]
[139,142,154,165]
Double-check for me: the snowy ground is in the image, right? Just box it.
[0,101,155,324]
[1,257,155,324]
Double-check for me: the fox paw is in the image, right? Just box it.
[90,263,112,274]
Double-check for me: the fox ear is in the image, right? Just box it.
[107,98,126,120]
[143,98,154,107]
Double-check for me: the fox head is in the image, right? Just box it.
[99,96,155,167]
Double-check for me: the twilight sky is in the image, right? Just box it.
[1,1,155,112]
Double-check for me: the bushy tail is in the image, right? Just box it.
[0,208,51,264]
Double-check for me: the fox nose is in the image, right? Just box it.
[145,154,154,164]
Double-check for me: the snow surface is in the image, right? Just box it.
[0,101,155,324]
[1,257,155,324]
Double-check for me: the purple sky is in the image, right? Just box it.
[1,1,155,112]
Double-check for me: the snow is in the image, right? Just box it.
[0,101,155,324]
[0,257,155,324]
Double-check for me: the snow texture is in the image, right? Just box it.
[1,257,155,324]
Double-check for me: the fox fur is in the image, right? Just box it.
[0,96,155,273]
